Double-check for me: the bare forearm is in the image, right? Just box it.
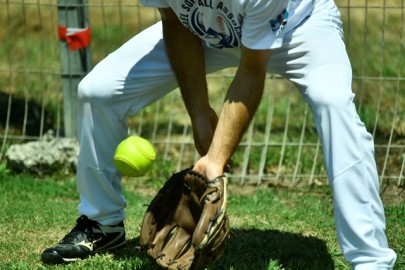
[159,8,219,156]
[160,10,209,117]
[203,46,271,173]
[207,67,265,168]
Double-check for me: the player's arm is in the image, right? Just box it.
[158,8,218,155]
[194,45,272,178]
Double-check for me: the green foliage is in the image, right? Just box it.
[0,162,11,176]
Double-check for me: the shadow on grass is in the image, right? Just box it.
[112,228,334,270]
[214,228,334,270]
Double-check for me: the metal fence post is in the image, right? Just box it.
[57,0,92,138]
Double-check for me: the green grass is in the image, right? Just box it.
[0,168,403,270]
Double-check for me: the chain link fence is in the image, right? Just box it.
[0,1,404,201]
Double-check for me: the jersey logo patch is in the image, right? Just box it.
[178,1,242,49]
[191,9,240,48]
[269,9,289,35]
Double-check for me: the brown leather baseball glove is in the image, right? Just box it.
[140,167,230,270]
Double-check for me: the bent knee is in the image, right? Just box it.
[304,64,354,108]
[306,87,355,109]
[78,70,121,102]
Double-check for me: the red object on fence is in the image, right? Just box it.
[58,26,91,50]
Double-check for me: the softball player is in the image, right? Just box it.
[41,0,397,268]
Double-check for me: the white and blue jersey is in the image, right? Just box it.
[141,0,314,49]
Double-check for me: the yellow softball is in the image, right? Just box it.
[113,136,156,177]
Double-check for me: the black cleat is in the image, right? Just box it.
[41,215,126,264]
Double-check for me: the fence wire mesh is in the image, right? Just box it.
[0,1,404,196]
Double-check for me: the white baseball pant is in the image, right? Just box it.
[75,0,396,268]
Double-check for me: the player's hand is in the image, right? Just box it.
[193,155,221,180]
[193,155,232,181]
[191,106,218,156]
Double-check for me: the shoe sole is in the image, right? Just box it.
[41,240,127,264]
